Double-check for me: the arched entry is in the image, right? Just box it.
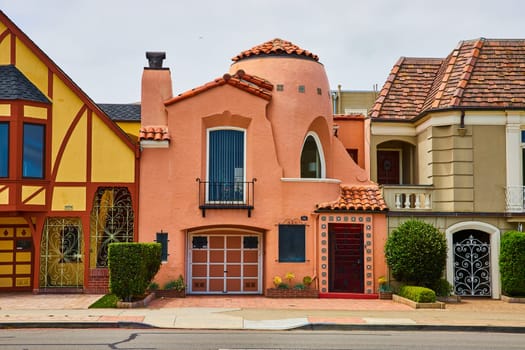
[446,222,500,298]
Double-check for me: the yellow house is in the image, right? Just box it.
[0,11,139,293]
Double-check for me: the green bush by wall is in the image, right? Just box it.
[500,230,525,297]
[108,243,162,302]
[385,219,447,287]
[399,285,436,303]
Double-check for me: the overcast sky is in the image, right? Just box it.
[2,0,524,103]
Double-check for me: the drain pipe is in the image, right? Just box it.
[458,110,466,136]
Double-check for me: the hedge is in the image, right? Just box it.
[399,285,436,303]
[385,220,447,286]
[500,231,525,297]
[108,243,162,302]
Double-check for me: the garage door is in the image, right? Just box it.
[0,226,33,291]
[188,233,261,294]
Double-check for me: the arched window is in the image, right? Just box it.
[300,132,325,178]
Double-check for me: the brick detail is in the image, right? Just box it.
[86,268,109,294]
[266,288,319,298]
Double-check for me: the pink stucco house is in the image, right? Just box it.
[138,39,388,296]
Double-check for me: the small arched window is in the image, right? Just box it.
[300,132,325,178]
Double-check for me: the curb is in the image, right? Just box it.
[0,321,155,329]
[297,323,525,334]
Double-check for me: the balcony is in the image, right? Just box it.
[196,178,256,217]
[505,186,525,212]
[381,184,433,211]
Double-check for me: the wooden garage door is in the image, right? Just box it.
[0,226,33,291]
[189,233,261,294]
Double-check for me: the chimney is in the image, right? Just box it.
[141,51,173,127]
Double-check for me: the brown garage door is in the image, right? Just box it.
[189,233,261,294]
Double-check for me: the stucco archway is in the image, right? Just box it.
[446,221,500,299]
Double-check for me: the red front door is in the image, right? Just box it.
[329,224,363,293]
[377,150,400,184]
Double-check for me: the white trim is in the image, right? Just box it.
[301,131,326,178]
[280,177,341,183]
[371,123,416,136]
[205,127,247,203]
[140,140,169,149]
[445,221,500,299]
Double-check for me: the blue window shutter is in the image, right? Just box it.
[0,123,8,177]
[208,129,244,201]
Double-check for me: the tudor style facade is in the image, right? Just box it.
[0,11,139,293]
[138,40,389,296]
[369,38,525,298]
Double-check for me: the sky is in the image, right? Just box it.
[2,0,524,103]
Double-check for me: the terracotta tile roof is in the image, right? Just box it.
[369,58,443,120]
[165,70,272,106]
[232,38,319,62]
[139,126,170,141]
[372,38,525,121]
[316,185,388,212]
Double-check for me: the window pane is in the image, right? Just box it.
[278,225,305,262]
[208,129,244,201]
[300,135,321,178]
[23,123,44,178]
[0,123,7,177]
[156,232,169,261]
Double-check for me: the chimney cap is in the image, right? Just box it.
[146,51,166,69]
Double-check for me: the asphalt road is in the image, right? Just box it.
[1,329,525,349]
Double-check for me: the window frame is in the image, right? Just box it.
[22,122,45,179]
[205,127,247,203]
[300,131,326,179]
[278,224,306,263]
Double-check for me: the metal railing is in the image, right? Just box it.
[196,178,256,217]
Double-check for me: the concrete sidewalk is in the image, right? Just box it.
[1,293,525,332]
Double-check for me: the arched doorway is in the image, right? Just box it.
[446,222,500,298]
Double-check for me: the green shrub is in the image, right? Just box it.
[164,275,185,291]
[500,231,525,297]
[399,285,436,303]
[385,220,447,286]
[430,278,453,297]
[148,282,159,291]
[108,243,162,302]
[294,283,306,290]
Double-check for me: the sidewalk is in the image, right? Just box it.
[1,293,525,332]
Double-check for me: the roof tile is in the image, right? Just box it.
[316,185,388,212]
[231,38,319,62]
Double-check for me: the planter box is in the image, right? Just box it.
[266,288,319,298]
[393,294,445,309]
[501,295,525,303]
[437,295,461,303]
[154,289,186,298]
[379,291,393,300]
[116,292,156,308]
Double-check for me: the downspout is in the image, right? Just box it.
[458,110,466,136]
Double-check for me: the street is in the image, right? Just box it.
[1,329,525,349]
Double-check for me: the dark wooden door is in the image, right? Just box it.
[377,150,400,184]
[329,224,363,293]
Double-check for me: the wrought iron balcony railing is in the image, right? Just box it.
[196,178,256,217]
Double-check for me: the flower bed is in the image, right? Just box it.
[266,288,319,298]
[154,289,186,298]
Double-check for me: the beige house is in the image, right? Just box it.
[368,38,525,299]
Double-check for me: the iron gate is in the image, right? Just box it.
[453,232,491,296]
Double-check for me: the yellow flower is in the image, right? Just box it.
[273,276,282,287]
[285,272,295,283]
[378,276,387,285]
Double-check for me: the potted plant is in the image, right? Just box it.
[378,276,393,299]
[267,273,319,298]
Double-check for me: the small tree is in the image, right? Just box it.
[500,231,525,296]
[385,220,447,286]
[108,242,161,302]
